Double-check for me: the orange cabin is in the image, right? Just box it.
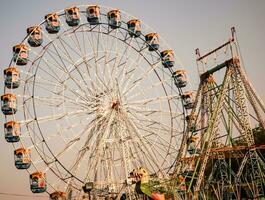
[45,13,60,34]
[161,50,174,68]
[86,5,100,25]
[186,113,197,131]
[107,9,121,28]
[145,33,159,51]
[50,191,66,200]
[187,135,201,155]
[172,70,187,88]
[127,19,141,37]
[1,94,17,115]
[181,91,194,109]
[4,67,20,89]
[27,26,43,47]
[13,44,28,65]
[4,121,20,142]
[14,148,31,169]
[65,6,80,26]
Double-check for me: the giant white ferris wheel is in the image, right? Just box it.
[2,5,194,199]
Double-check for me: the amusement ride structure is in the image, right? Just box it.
[1,4,265,200]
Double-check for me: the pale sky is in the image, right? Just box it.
[0,0,264,199]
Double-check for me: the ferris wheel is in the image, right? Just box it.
[1,5,193,199]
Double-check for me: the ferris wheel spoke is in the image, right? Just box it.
[119,51,143,91]
[61,23,85,57]
[42,36,94,100]
[121,60,162,97]
[53,38,93,95]
[126,94,180,106]
[83,27,111,90]
[125,75,175,101]
[127,108,180,134]
[128,106,182,119]
[83,112,117,183]
[121,113,165,172]
[19,109,88,125]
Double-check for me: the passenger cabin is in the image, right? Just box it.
[45,13,60,34]
[13,44,28,65]
[161,50,174,68]
[172,70,187,88]
[1,94,17,115]
[178,175,187,191]
[181,92,194,109]
[186,114,196,132]
[4,67,20,89]
[127,19,141,37]
[107,10,121,29]
[4,121,20,143]
[187,135,200,155]
[14,148,31,169]
[86,5,100,25]
[30,172,47,193]
[82,182,94,193]
[145,33,159,51]
[27,26,43,47]
[65,6,80,26]
[50,191,66,200]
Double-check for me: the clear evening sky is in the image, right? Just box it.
[0,0,264,199]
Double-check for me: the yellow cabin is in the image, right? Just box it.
[145,33,159,51]
[27,26,43,47]
[45,13,60,34]
[86,5,100,25]
[1,94,17,115]
[4,67,20,89]
[65,6,80,26]
[13,44,28,65]
[107,9,121,29]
